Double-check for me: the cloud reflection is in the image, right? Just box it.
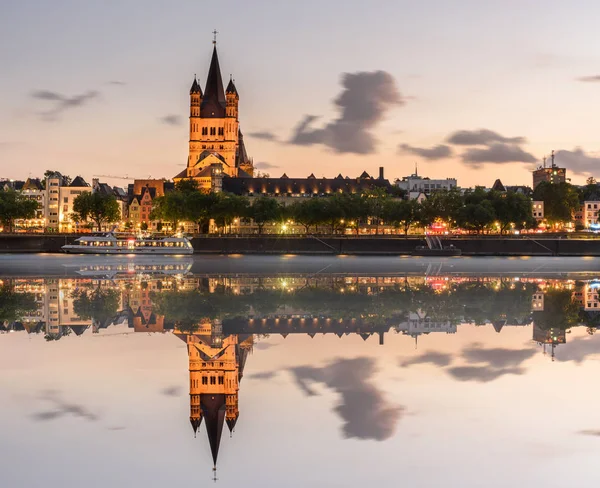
[31,391,99,422]
[290,357,404,441]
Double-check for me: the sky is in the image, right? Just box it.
[2,0,600,187]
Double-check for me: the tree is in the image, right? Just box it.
[0,285,37,323]
[456,201,495,234]
[339,193,369,234]
[212,193,248,233]
[533,181,579,226]
[71,287,120,327]
[72,192,120,231]
[322,194,347,234]
[249,196,282,234]
[44,170,71,186]
[383,199,421,235]
[0,190,39,233]
[363,188,388,234]
[187,191,218,233]
[289,199,326,233]
[489,191,532,234]
[420,189,463,229]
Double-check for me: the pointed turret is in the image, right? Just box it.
[201,46,226,118]
[190,76,202,95]
[226,77,238,96]
[190,416,203,436]
[226,417,238,433]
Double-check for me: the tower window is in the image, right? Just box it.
[218,127,224,136]
[202,377,208,385]
[220,145,224,150]
[210,127,216,136]
[218,377,224,385]
[210,376,216,385]
[202,127,208,136]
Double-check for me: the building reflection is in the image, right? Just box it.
[4,273,600,471]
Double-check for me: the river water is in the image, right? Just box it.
[1,255,600,487]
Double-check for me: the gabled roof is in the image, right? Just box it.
[359,171,371,179]
[492,179,506,192]
[307,173,316,179]
[237,168,252,178]
[70,176,89,187]
[335,174,344,180]
[197,150,226,165]
[23,178,43,190]
[70,325,89,336]
[281,173,289,179]
[585,192,600,202]
[201,46,226,118]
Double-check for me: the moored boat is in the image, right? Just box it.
[61,233,194,255]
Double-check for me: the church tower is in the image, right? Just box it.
[178,35,254,186]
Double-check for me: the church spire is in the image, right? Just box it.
[201,43,226,118]
[202,394,227,469]
[190,75,202,95]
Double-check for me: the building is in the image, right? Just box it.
[532,153,566,190]
[396,168,457,196]
[491,179,532,196]
[92,178,128,230]
[532,201,544,222]
[13,178,45,231]
[174,40,253,188]
[126,179,174,231]
[44,173,91,232]
[580,195,600,228]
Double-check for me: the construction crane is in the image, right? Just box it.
[93,174,154,180]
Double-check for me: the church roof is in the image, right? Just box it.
[226,77,238,96]
[69,325,89,336]
[235,130,249,166]
[173,168,188,179]
[201,46,226,118]
[201,394,227,468]
[359,171,371,179]
[190,416,203,436]
[190,77,202,95]
[226,417,238,433]
[237,168,252,178]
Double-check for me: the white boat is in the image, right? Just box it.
[62,233,194,255]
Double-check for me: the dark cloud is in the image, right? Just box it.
[106,80,126,86]
[159,114,182,126]
[31,90,99,120]
[461,344,537,368]
[160,386,182,397]
[447,365,525,382]
[289,71,404,154]
[579,429,600,437]
[400,351,453,368]
[107,426,127,431]
[551,148,600,177]
[254,162,280,170]
[447,129,526,146]
[248,371,278,380]
[445,343,536,383]
[399,143,452,160]
[461,143,537,166]
[248,131,278,141]
[290,357,404,441]
[31,391,99,422]
[555,336,600,363]
[577,75,600,83]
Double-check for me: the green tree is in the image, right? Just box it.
[0,285,37,323]
[421,189,463,229]
[289,199,326,233]
[533,181,579,226]
[456,201,496,234]
[0,190,38,233]
[383,199,421,235]
[72,192,120,231]
[212,193,248,233]
[71,287,121,327]
[249,196,282,234]
[489,191,532,234]
[363,188,388,234]
[322,194,347,234]
[533,288,580,331]
[339,193,369,234]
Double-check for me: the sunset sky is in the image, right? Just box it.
[2,0,600,187]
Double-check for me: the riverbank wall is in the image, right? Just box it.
[0,235,599,256]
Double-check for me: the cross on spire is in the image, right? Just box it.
[212,29,218,45]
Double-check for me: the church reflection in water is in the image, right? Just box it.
[3,269,600,471]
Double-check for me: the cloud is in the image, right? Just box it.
[248,371,278,380]
[159,114,182,126]
[290,357,404,441]
[106,80,126,86]
[254,161,280,170]
[445,343,536,383]
[555,336,600,363]
[31,90,99,120]
[461,143,537,166]
[399,144,452,160]
[447,129,526,146]
[551,148,600,177]
[254,341,279,350]
[160,386,182,397]
[289,71,404,154]
[248,131,278,141]
[31,391,99,422]
[400,351,453,368]
[577,75,600,83]
[578,429,600,437]
[446,365,525,382]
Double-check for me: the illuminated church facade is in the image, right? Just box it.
[174,39,254,188]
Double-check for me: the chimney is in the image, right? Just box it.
[379,167,384,180]
[92,178,99,192]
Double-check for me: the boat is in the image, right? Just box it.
[61,233,194,255]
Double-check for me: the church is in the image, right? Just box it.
[174,39,254,188]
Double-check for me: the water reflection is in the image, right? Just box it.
[2,272,600,477]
